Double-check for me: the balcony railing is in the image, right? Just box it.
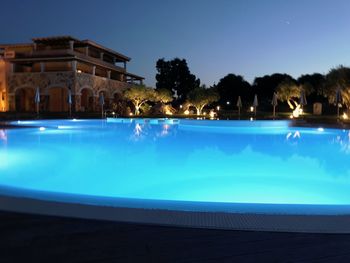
[13,49,126,73]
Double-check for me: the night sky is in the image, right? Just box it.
[1,0,350,86]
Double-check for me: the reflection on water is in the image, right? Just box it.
[158,124,170,137]
[0,130,7,142]
[333,130,350,154]
[286,130,300,140]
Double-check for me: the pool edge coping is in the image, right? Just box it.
[1,194,350,234]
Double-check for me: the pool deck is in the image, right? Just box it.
[2,210,350,262]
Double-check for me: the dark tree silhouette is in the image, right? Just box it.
[253,73,295,106]
[216,74,252,108]
[297,73,326,103]
[155,58,200,103]
[325,65,350,108]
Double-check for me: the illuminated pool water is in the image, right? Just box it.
[1,119,350,216]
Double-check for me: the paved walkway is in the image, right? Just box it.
[1,211,350,262]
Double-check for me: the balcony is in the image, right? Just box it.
[11,49,126,73]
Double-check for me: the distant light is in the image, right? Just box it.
[129,112,133,116]
[203,111,207,115]
[317,127,324,132]
[226,101,230,105]
[184,110,190,115]
[216,106,220,111]
[112,112,115,115]
[179,105,183,109]
[39,127,46,131]
[249,117,253,121]
[72,118,77,121]
[250,106,254,112]
[77,70,82,73]
[343,113,348,120]
[209,111,215,119]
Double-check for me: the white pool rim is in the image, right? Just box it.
[1,186,350,234]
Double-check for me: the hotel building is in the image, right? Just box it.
[0,36,144,112]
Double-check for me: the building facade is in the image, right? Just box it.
[0,36,144,112]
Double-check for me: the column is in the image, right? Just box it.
[40,62,45,73]
[100,52,104,60]
[92,66,96,75]
[69,40,74,51]
[123,61,126,70]
[112,57,116,64]
[85,46,89,56]
[10,63,14,73]
[71,61,77,72]
[33,43,37,51]
[107,70,111,79]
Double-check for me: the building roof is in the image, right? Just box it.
[81,39,130,61]
[125,72,145,80]
[0,43,33,49]
[32,36,131,61]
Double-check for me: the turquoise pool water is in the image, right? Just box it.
[0,119,350,213]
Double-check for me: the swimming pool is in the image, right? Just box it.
[1,119,350,233]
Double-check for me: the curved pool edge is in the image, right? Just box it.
[1,192,350,233]
[3,118,350,233]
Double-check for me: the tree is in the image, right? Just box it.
[152,88,174,115]
[155,88,173,104]
[253,73,295,105]
[187,85,219,115]
[275,78,300,109]
[297,73,326,102]
[156,58,200,103]
[325,66,350,107]
[216,74,251,108]
[123,85,156,115]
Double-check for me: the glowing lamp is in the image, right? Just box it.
[209,111,215,119]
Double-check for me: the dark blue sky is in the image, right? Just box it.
[1,0,350,86]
